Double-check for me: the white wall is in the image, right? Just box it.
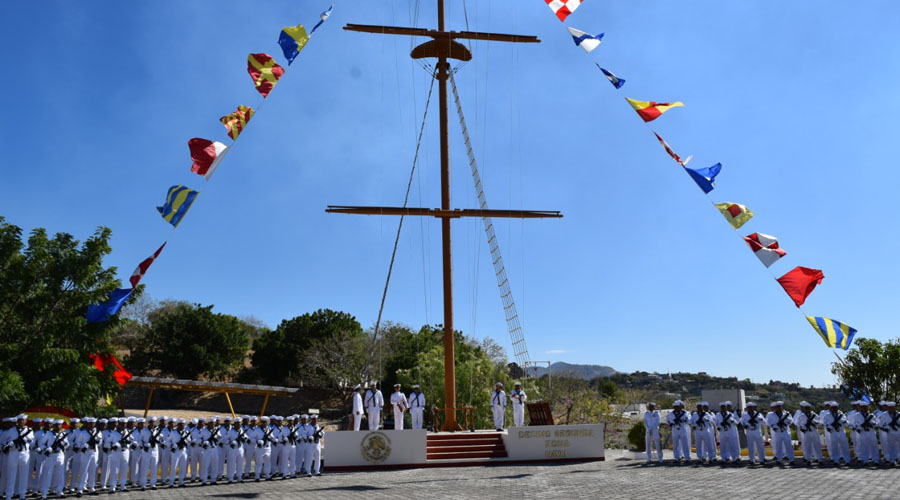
[325,429,427,467]
[503,424,605,460]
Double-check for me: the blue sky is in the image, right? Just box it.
[2,1,898,387]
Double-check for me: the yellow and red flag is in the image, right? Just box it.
[625,98,684,122]
[247,53,285,98]
[219,105,255,140]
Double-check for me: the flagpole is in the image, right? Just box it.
[832,350,846,366]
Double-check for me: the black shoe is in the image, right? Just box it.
[255,479,260,483]
[150,486,156,491]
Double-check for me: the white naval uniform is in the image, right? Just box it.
[250,425,271,480]
[850,411,879,463]
[5,427,33,500]
[199,427,221,484]
[714,411,740,461]
[3,427,32,500]
[390,391,409,430]
[75,427,101,493]
[242,424,255,478]
[38,430,67,498]
[408,391,426,430]
[222,426,241,482]
[794,411,823,462]
[666,409,691,460]
[490,390,507,430]
[365,389,384,431]
[509,389,527,427]
[765,411,794,462]
[164,429,188,487]
[642,410,662,462]
[847,409,860,458]
[188,426,204,482]
[101,429,122,491]
[279,425,295,478]
[878,410,900,463]
[304,425,322,476]
[818,408,833,458]
[138,426,162,488]
[27,428,44,494]
[690,411,714,460]
[352,392,364,431]
[740,409,766,463]
[820,410,850,463]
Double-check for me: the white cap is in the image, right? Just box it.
[191,418,198,424]
[495,382,503,387]
[126,417,136,423]
[33,418,43,423]
[724,401,733,406]
[514,381,521,386]
[158,416,167,421]
[412,384,420,389]
[177,419,186,424]
[260,416,269,422]
[70,418,80,424]
[301,414,309,419]
[368,381,377,386]
[701,401,709,406]
[136,418,145,423]
[84,417,97,423]
[353,384,361,390]
[223,416,233,421]
[673,400,684,406]
[109,417,118,423]
[394,383,401,388]
[647,402,656,407]
[54,419,65,425]
[859,400,870,406]
[887,402,897,407]
[98,418,108,424]
[746,401,757,407]
[15,414,28,421]
[800,401,811,407]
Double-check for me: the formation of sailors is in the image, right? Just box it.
[645,399,900,466]
[351,381,528,432]
[0,412,325,500]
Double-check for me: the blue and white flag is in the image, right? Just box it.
[596,64,625,89]
[310,4,334,35]
[684,163,722,194]
[567,27,603,53]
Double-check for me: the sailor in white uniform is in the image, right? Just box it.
[794,401,823,464]
[850,401,879,464]
[740,402,766,464]
[490,383,507,431]
[715,402,740,463]
[878,401,899,465]
[509,382,527,427]
[820,401,850,465]
[408,385,426,430]
[351,385,364,431]
[364,382,384,431]
[666,401,691,462]
[643,402,662,463]
[690,402,713,463]
[765,401,794,464]
[390,384,409,430]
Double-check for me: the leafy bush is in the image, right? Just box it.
[627,420,646,451]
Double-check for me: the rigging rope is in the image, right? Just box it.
[365,69,438,381]
[448,69,533,385]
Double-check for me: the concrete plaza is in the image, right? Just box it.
[114,451,898,500]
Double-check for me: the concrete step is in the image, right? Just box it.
[426,438,504,447]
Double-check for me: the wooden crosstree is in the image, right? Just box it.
[327,1,562,431]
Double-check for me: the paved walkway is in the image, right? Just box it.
[116,452,899,500]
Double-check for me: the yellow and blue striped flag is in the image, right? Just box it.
[806,316,857,350]
[278,24,309,65]
[157,185,199,227]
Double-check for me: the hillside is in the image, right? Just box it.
[533,362,617,379]
[602,371,844,409]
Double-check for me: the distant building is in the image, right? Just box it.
[701,389,747,412]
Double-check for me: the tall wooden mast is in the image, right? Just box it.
[327,1,561,431]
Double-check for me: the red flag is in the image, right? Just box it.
[89,353,132,386]
[129,242,166,288]
[776,266,824,307]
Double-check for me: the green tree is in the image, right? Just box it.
[395,330,511,429]
[250,309,363,385]
[832,337,900,403]
[0,218,130,415]
[127,302,249,380]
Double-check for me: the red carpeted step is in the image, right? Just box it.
[426,450,509,460]
[427,444,505,453]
